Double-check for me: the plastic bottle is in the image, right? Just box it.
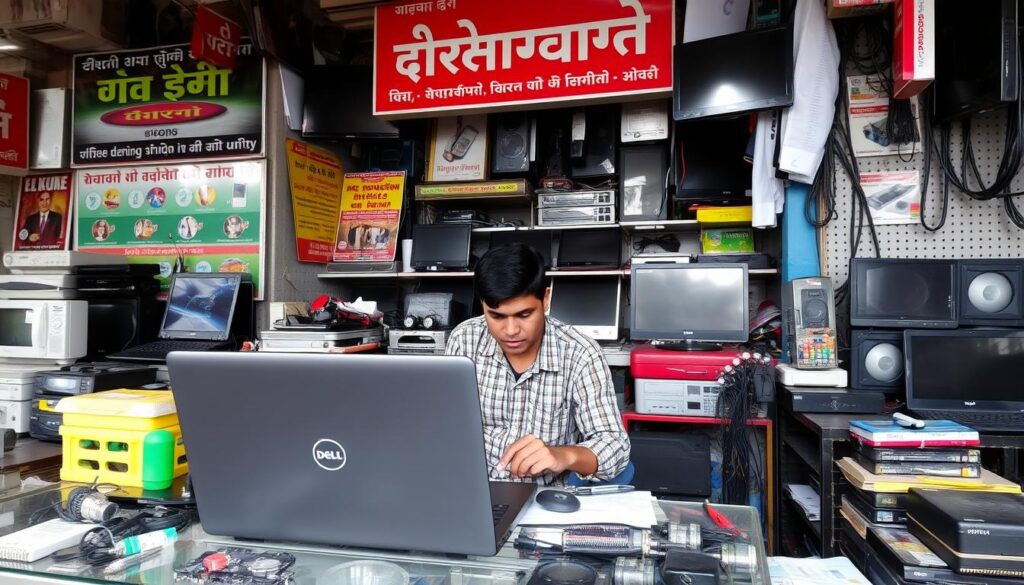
[141,429,175,490]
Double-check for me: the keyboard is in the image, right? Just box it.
[917,409,1024,432]
[110,340,228,363]
[492,504,509,527]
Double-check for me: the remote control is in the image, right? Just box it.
[893,412,925,429]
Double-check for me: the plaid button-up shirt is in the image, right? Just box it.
[446,315,630,486]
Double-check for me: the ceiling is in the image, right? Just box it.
[320,0,389,30]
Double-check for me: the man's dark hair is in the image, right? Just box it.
[474,243,547,308]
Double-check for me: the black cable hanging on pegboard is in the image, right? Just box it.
[920,43,1024,230]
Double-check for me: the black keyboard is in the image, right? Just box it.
[492,504,509,526]
[917,409,1024,432]
[111,340,227,362]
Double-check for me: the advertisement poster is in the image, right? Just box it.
[847,75,922,157]
[427,114,488,181]
[74,160,265,298]
[333,171,405,262]
[374,0,674,116]
[284,138,344,263]
[861,171,921,225]
[12,173,73,251]
[0,73,29,174]
[72,41,265,167]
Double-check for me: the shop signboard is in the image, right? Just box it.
[0,73,29,174]
[285,138,344,263]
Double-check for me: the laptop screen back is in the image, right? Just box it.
[906,329,1024,410]
[160,274,241,341]
[166,352,517,556]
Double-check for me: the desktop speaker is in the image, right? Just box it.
[958,259,1024,326]
[782,277,837,370]
[492,112,531,173]
[629,431,710,497]
[850,329,904,390]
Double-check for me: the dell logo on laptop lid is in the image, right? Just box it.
[313,438,347,470]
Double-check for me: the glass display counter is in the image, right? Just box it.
[0,485,768,585]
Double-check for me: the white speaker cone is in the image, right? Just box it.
[968,272,1013,314]
[865,342,903,383]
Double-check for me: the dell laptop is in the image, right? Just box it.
[166,352,536,556]
[109,273,242,363]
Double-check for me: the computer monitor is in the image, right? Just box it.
[849,258,957,328]
[673,26,794,121]
[905,329,1024,413]
[557,228,622,269]
[933,0,1019,123]
[412,224,473,271]
[630,264,748,348]
[549,277,621,341]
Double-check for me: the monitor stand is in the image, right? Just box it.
[651,340,723,352]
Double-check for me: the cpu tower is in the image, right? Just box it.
[849,329,905,390]
[959,259,1024,326]
[782,277,838,369]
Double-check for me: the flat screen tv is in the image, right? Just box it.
[673,26,794,121]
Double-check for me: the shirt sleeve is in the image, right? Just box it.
[571,348,630,481]
[445,324,468,356]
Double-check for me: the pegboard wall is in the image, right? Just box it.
[825,107,1024,284]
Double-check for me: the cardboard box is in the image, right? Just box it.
[827,0,894,19]
[847,75,922,157]
[892,0,934,98]
[426,115,488,182]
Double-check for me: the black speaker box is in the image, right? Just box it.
[850,329,905,390]
[620,143,668,221]
[492,112,531,174]
[570,105,618,179]
[629,431,710,497]
[959,259,1024,326]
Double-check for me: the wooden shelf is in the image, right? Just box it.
[318,267,779,280]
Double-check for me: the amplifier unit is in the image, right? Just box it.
[537,189,616,208]
[634,378,721,417]
[537,205,616,226]
[387,329,450,355]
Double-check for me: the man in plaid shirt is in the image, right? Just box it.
[446,244,630,486]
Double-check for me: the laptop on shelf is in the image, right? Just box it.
[108,273,242,364]
[166,352,536,556]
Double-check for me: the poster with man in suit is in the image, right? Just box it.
[13,172,72,251]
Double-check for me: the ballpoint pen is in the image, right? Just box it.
[567,485,636,495]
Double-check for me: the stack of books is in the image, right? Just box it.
[839,419,985,537]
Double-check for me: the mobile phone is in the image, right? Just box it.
[444,125,479,162]
[232,183,247,208]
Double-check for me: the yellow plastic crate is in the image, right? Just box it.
[56,390,188,488]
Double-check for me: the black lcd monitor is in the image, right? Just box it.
[549,277,621,341]
[673,26,794,121]
[557,228,622,269]
[412,224,472,271]
[675,117,753,202]
[905,329,1024,412]
[629,264,748,346]
[849,258,958,328]
[302,65,400,139]
[488,230,554,268]
[933,0,1019,123]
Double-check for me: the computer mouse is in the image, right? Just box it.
[535,489,580,513]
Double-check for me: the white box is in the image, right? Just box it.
[847,75,922,158]
[776,363,848,388]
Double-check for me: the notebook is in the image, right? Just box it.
[108,273,243,364]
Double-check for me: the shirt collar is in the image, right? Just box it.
[478,317,561,373]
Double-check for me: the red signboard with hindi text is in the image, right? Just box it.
[0,73,29,174]
[374,0,673,116]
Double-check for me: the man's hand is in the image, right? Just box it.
[499,435,575,478]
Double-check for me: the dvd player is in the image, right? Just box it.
[537,189,616,208]
[537,205,616,226]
